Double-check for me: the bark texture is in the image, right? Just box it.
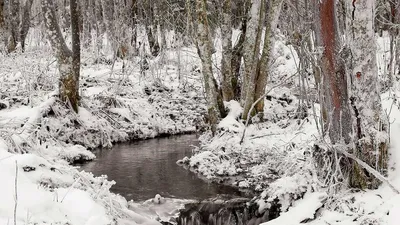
[220,0,235,101]
[7,0,19,52]
[71,0,81,102]
[195,0,224,134]
[241,0,264,120]
[42,0,79,112]
[315,0,352,144]
[20,0,34,51]
[347,0,388,189]
[0,0,4,28]
[254,0,284,113]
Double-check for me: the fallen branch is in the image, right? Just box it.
[335,146,400,194]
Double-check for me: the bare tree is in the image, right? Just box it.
[20,0,34,52]
[314,0,389,189]
[42,0,80,112]
[241,0,264,120]
[7,0,19,52]
[220,0,235,101]
[254,0,284,114]
[195,0,225,134]
[347,0,389,189]
[71,0,80,102]
[0,0,4,28]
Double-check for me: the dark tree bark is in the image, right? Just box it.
[220,0,235,101]
[314,0,388,190]
[7,0,19,52]
[20,0,34,52]
[71,0,81,102]
[0,0,4,28]
[231,13,248,100]
[315,0,352,144]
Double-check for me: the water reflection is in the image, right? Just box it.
[79,135,243,201]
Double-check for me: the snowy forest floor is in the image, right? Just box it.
[1,31,400,225]
[0,42,208,224]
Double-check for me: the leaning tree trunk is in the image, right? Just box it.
[42,0,79,113]
[347,0,389,189]
[254,0,284,114]
[241,0,265,120]
[195,0,224,134]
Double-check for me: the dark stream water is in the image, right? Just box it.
[78,134,243,201]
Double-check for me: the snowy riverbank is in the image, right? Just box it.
[0,45,206,224]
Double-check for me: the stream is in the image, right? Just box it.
[78,134,277,225]
[78,134,243,201]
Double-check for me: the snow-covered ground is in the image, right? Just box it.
[1,27,400,225]
[179,32,400,225]
[0,31,207,224]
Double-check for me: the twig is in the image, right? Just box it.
[240,72,298,144]
[61,177,81,203]
[14,160,18,225]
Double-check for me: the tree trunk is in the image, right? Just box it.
[195,0,224,134]
[7,0,19,52]
[220,0,235,101]
[347,0,389,189]
[0,0,4,28]
[146,24,160,56]
[71,0,80,106]
[241,0,264,120]
[392,1,400,79]
[254,0,283,114]
[42,0,79,113]
[315,0,352,144]
[101,0,117,57]
[231,11,248,100]
[20,0,34,52]
[0,0,4,47]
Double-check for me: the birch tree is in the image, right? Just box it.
[314,0,389,189]
[346,0,388,189]
[42,0,80,112]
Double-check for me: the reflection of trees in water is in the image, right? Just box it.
[80,135,242,201]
